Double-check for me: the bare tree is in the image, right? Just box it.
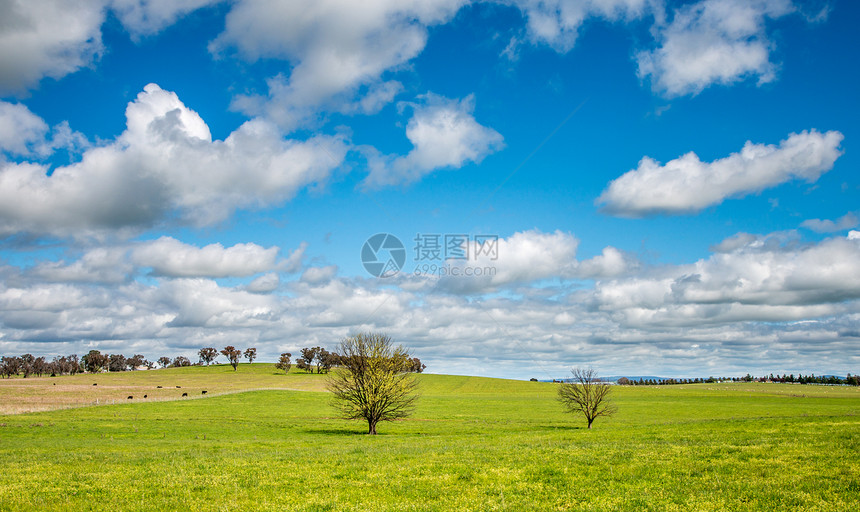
[327,333,418,435]
[221,346,241,371]
[198,347,218,365]
[157,356,171,369]
[557,367,616,429]
[243,347,257,364]
[275,353,292,374]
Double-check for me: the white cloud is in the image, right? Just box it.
[301,265,338,285]
[109,0,222,36]
[0,101,49,156]
[637,0,795,96]
[30,247,132,284]
[437,230,634,293]
[0,84,348,236]
[597,129,844,217]
[131,237,280,278]
[511,0,654,52]
[212,0,468,130]
[363,94,504,187]
[594,233,860,327]
[0,0,105,93]
[0,101,90,161]
[800,212,858,233]
[246,273,280,294]
[2,230,859,379]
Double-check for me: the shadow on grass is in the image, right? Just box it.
[301,428,371,436]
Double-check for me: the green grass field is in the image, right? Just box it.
[1,365,858,511]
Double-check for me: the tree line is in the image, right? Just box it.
[271,346,426,375]
[1,345,426,377]
[615,373,860,386]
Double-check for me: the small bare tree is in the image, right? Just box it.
[327,333,418,435]
[557,367,616,429]
[243,347,257,364]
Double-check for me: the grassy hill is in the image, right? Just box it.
[1,365,858,511]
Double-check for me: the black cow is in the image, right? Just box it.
[201,390,207,395]
[182,392,188,397]
[127,396,133,399]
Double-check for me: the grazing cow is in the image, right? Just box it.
[143,395,147,398]
[156,386,162,389]
[93,383,97,386]
[182,392,188,397]
[176,386,181,388]
[201,390,207,395]
[127,396,133,399]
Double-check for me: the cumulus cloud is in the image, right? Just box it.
[637,0,795,96]
[131,237,280,278]
[597,130,844,217]
[1,230,859,378]
[800,212,858,233]
[437,230,634,293]
[109,0,222,36]
[0,101,49,156]
[511,0,654,52]
[301,265,338,285]
[594,233,860,328]
[363,94,504,187]
[0,84,348,236]
[246,273,280,294]
[212,0,467,130]
[0,0,105,93]
[29,247,132,284]
[0,101,91,159]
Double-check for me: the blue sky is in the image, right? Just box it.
[0,0,858,379]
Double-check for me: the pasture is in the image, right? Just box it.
[0,365,858,511]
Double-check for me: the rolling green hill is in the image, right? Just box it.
[1,365,858,511]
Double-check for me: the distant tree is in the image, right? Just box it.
[109,354,128,372]
[557,367,616,429]
[327,333,418,435]
[1,356,22,378]
[127,354,146,370]
[300,347,319,373]
[20,354,35,378]
[275,353,292,374]
[408,357,426,373]
[244,347,257,364]
[198,347,218,366]
[617,377,630,385]
[82,350,109,373]
[221,346,241,371]
[296,357,312,373]
[317,348,337,373]
[157,356,171,369]
[32,356,48,377]
[172,356,191,367]
[529,378,538,382]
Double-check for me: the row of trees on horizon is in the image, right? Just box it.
[614,373,860,386]
[0,345,427,378]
